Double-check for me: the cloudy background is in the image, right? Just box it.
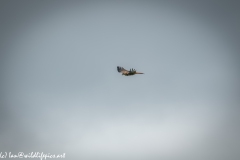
[0,0,240,160]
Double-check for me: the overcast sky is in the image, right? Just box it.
[0,1,240,160]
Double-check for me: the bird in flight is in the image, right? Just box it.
[117,66,144,76]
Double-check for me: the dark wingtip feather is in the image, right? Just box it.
[117,66,121,72]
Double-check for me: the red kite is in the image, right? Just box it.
[117,66,144,76]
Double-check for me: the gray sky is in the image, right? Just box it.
[1,1,240,160]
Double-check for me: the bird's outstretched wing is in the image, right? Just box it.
[117,66,129,74]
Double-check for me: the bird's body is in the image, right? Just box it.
[117,66,144,76]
